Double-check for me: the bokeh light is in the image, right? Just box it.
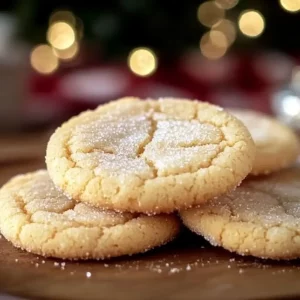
[200,31,228,60]
[281,95,300,117]
[215,0,239,10]
[128,48,157,77]
[238,10,265,38]
[209,30,228,48]
[279,0,300,12]
[197,1,225,28]
[47,22,76,50]
[30,44,59,74]
[52,42,79,60]
[212,19,236,45]
[49,10,76,26]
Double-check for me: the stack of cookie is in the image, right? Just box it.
[0,97,299,261]
[181,109,300,260]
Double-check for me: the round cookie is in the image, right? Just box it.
[46,97,255,214]
[180,165,300,260]
[228,108,300,175]
[0,170,180,260]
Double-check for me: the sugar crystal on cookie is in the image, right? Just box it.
[0,170,180,259]
[46,97,255,213]
[181,165,300,260]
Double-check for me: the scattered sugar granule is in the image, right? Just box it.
[169,268,180,274]
[86,272,92,278]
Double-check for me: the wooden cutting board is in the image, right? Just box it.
[1,228,300,300]
[0,135,300,300]
[0,131,50,164]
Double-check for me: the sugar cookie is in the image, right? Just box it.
[46,97,255,214]
[228,109,299,175]
[0,170,180,259]
[180,165,300,260]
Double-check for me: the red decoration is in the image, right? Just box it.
[27,50,296,123]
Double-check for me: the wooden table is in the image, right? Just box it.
[0,133,300,300]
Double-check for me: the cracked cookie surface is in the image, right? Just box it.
[228,109,300,175]
[0,170,180,259]
[46,97,255,214]
[180,165,300,260]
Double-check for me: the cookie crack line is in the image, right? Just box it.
[137,111,157,157]
[200,211,300,259]
[66,106,226,157]
[65,137,77,169]
[213,192,287,226]
[5,182,78,227]
[61,139,238,208]
[38,216,141,250]
[46,98,255,213]
[61,139,248,212]
[202,203,296,230]
[14,193,31,219]
[7,198,142,245]
[244,185,299,220]
[136,110,159,176]
[64,100,227,159]
[63,119,230,180]
[0,170,181,259]
[78,141,234,210]
[200,211,300,239]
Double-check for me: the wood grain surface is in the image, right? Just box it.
[0,133,300,300]
[0,131,51,164]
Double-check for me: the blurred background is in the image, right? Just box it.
[1,0,300,133]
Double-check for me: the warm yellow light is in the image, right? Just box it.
[128,48,157,77]
[47,22,76,50]
[209,30,228,48]
[30,44,59,74]
[200,31,228,60]
[238,10,265,38]
[279,0,300,12]
[215,0,239,10]
[49,10,76,26]
[212,19,236,45]
[52,42,79,60]
[197,1,225,28]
